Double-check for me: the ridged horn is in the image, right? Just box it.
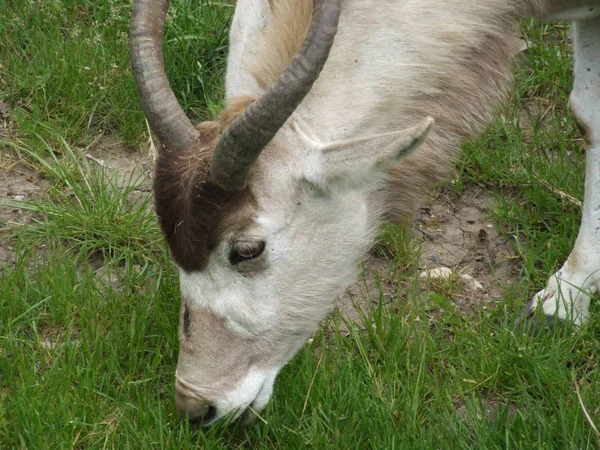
[210,0,342,191]
[130,0,200,152]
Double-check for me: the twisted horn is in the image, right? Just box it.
[130,0,200,152]
[210,0,342,191]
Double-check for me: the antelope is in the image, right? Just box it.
[130,0,600,425]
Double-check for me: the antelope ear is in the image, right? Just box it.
[306,117,434,192]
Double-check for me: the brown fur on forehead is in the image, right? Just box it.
[154,97,257,272]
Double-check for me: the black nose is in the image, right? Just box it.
[187,404,217,426]
[175,383,218,426]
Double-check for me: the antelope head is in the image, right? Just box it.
[130,0,432,425]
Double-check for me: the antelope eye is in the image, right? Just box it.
[229,240,266,265]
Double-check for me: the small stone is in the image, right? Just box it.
[419,267,453,280]
[13,194,26,201]
[40,339,81,350]
[461,274,484,290]
[0,100,9,118]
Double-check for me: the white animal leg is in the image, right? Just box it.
[520,17,600,327]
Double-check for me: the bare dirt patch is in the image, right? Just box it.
[455,398,518,424]
[417,185,520,306]
[0,158,50,270]
[84,136,153,207]
[336,184,521,326]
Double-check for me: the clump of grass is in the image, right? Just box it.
[2,122,161,264]
[0,0,232,144]
[374,223,421,273]
[422,271,465,299]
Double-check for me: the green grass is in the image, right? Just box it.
[1,3,599,449]
[0,0,230,145]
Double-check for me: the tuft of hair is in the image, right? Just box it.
[220,96,256,129]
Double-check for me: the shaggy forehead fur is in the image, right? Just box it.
[154,97,256,272]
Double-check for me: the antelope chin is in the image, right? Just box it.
[243,370,278,423]
[222,367,278,425]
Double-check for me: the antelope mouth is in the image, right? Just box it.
[175,369,277,426]
[239,382,270,425]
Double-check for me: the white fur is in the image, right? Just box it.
[225,0,270,97]
[215,367,279,422]
[307,117,435,192]
[180,261,278,336]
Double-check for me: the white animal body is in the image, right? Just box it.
[130,0,600,425]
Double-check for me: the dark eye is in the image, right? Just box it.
[229,240,266,265]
